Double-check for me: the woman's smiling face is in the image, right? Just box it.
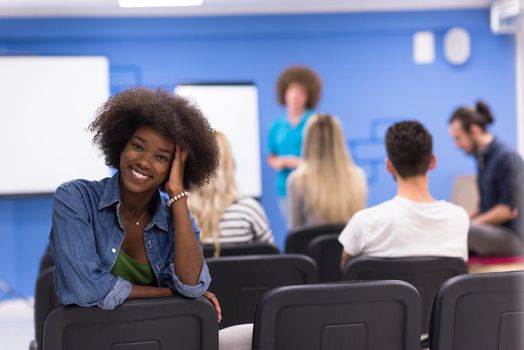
[119,126,175,195]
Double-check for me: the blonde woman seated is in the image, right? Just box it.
[287,114,367,230]
[189,132,274,255]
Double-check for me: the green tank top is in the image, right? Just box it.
[111,250,157,286]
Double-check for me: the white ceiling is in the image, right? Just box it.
[0,0,493,17]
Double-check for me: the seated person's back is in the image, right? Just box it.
[216,196,273,244]
[340,196,468,260]
[189,132,274,251]
[339,121,468,268]
[287,114,367,230]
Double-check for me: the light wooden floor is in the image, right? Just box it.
[468,263,524,274]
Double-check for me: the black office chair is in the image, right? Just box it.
[207,254,318,328]
[430,270,524,350]
[284,224,346,254]
[253,280,422,350]
[29,267,59,350]
[305,233,343,282]
[41,296,219,350]
[203,242,280,258]
[38,246,54,273]
[342,256,467,342]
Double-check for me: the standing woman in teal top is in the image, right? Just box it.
[267,65,322,225]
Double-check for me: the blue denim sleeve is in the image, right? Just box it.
[161,261,211,297]
[98,277,132,310]
[50,183,132,310]
[158,213,211,297]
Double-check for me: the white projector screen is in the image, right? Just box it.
[175,84,262,197]
[0,56,111,196]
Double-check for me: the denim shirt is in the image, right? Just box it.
[50,172,211,310]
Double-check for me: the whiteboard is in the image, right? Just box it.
[175,84,262,197]
[0,56,111,195]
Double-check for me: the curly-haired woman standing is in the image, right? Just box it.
[267,65,322,224]
[50,87,221,315]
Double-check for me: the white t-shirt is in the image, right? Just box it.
[338,196,469,261]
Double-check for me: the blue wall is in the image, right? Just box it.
[0,9,517,297]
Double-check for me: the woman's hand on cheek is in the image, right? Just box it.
[166,145,188,196]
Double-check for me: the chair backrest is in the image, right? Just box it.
[253,280,422,350]
[342,256,467,335]
[34,267,59,346]
[306,234,343,282]
[207,254,318,328]
[203,242,280,258]
[284,224,346,254]
[38,246,54,273]
[430,270,524,350]
[41,296,219,350]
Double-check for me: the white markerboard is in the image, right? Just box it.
[175,84,262,197]
[0,56,111,195]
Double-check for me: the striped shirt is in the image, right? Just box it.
[201,197,274,245]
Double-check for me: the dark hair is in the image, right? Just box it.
[88,87,219,190]
[385,121,433,178]
[276,65,322,109]
[449,100,494,132]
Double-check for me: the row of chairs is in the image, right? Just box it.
[207,255,468,333]
[35,252,467,331]
[33,254,466,346]
[203,224,346,283]
[35,224,520,349]
[34,269,524,350]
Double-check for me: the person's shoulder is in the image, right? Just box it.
[493,139,520,160]
[225,197,268,223]
[499,146,523,169]
[367,198,397,214]
[287,169,301,185]
[235,196,258,206]
[435,201,470,238]
[352,166,367,181]
[350,199,393,225]
[54,177,112,203]
[340,201,391,242]
[56,178,102,194]
[494,138,513,151]
[233,196,265,211]
[436,200,469,220]
[439,200,468,213]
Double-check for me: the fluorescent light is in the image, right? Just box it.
[119,0,204,7]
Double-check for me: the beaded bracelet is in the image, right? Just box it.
[167,191,189,207]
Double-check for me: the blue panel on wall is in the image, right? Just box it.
[0,9,517,297]
[0,196,52,299]
[349,117,402,185]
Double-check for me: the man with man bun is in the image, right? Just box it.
[449,100,524,256]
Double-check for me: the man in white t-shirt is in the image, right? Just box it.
[339,121,469,269]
